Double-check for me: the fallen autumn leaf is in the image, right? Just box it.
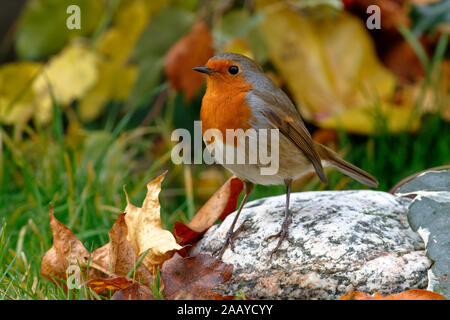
[124,171,183,272]
[161,253,233,300]
[173,176,243,253]
[339,288,446,300]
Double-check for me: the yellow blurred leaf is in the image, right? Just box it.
[97,0,164,65]
[78,62,138,121]
[78,0,168,122]
[223,38,254,60]
[319,103,420,134]
[256,0,409,134]
[0,62,42,125]
[124,171,182,272]
[32,41,98,123]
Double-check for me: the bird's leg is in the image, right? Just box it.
[267,179,293,258]
[217,181,254,259]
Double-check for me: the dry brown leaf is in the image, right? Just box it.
[84,276,134,295]
[188,176,243,232]
[161,253,234,300]
[90,214,153,287]
[41,208,153,288]
[339,288,446,300]
[173,176,243,256]
[164,20,215,101]
[124,171,182,272]
[111,281,154,300]
[41,205,90,286]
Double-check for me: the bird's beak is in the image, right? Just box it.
[193,66,215,75]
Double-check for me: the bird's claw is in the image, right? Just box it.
[266,217,292,259]
[215,220,248,259]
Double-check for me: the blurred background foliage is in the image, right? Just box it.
[0,0,449,299]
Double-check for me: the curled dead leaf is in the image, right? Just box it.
[41,205,90,286]
[90,214,153,287]
[124,171,182,272]
[173,221,202,249]
[173,176,243,253]
[41,208,153,289]
[189,176,243,232]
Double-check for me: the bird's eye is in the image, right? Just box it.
[228,66,239,75]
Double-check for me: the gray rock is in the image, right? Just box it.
[395,170,450,298]
[191,190,431,299]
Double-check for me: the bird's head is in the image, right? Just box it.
[193,53,264,91]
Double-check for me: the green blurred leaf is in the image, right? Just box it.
[171,0,199,12]
[129,6,195,104]
[214,9,268,64]
[15,0,104,60]
[0,62,42,125]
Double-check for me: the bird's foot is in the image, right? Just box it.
[266,216,292,259]
[215,220,247,259]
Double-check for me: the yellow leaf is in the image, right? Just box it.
[124,171,182,272]
[319,103,420,134]
[0,62,42,125]
[256,0,408,134]
[77,62,137,121]
[32,41,98,123]
[78,0,167,121]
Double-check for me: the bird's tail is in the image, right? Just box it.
[315,142,379,188]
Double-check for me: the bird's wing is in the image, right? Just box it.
[252,89,328,185]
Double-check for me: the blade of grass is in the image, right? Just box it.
[126,248,151,278]
[151,266,164,300]
[398,24,430,71]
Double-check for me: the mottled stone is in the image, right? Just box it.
[192,190,431,299]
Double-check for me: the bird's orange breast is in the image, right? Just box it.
[200,74,254,144]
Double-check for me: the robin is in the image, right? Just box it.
[193,53,378,259]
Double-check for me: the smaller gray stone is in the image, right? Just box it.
[396,170,450,298]
[396,170,450,194]
[192,190,431,299]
